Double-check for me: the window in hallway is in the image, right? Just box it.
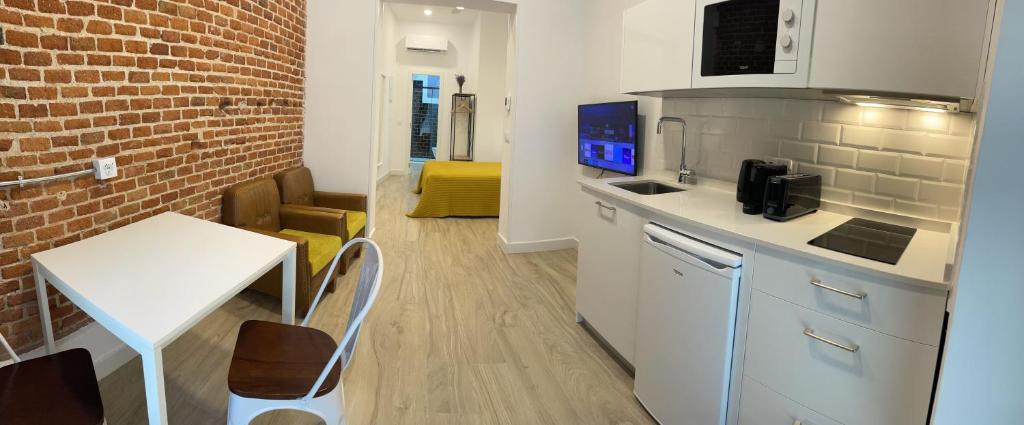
[410,73,441,161]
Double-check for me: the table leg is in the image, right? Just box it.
[32,264,56,354]
[142,348,169,425]
[282,247,296,325]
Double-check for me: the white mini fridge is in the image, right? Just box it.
[634,223,743,425]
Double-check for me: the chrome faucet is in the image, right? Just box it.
[657,117,695,184]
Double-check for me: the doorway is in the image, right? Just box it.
[410,73,441,162]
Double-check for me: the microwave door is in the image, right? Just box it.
[700,0,781,77]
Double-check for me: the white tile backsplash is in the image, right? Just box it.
[659,98,976,222]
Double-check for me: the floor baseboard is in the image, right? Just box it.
[22,322,135,380]
[498,233,579,254]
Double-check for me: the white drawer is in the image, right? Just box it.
[752,250,947,346]
[739,377,841,425]
[745,290,938,425]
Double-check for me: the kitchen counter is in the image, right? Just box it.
[578,176,952,288]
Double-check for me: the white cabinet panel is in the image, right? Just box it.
[621,0,696,94]
[745,290,938,425]
[576,190,645,364]
[738,377,842,425]
[809,0,991,99]
[753,250,947,346]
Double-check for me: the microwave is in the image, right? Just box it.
[692,0,816,89]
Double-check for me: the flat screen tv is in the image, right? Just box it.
[578,101,640,176]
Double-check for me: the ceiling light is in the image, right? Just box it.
[423,9,433,16]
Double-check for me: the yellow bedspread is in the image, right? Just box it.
[408,161,502,218]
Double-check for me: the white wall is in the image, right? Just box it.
[305,0,378,232]
[498,0,585,250]
[474,12,510,162]
[933,1,1024,423]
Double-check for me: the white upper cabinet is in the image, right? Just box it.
[809,0,992,99]
[620,0,696,94]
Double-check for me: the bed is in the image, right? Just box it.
[408,161,502,218]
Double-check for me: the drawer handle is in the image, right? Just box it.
[595,201,616,213]
[803,328,860,353]
[810,279,866,300]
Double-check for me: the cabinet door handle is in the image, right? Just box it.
[804,328,859,353]
[595,201,616,213]
[810,279,866,300]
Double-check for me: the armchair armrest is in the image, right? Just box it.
[280,205,347,239]
[314,191,367,212]
[240,226,311,284]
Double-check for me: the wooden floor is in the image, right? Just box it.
[99,171,654,425]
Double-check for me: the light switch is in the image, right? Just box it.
[92,157,118,180]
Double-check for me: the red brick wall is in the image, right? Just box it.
[0,0,306,351]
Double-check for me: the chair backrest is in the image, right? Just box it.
[222,178,282,232]
[275,167,317,206]
[301,237,383,400]
[0,331,21,364]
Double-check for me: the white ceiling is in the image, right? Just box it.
[385,0,516,18]
[389,2,482,25]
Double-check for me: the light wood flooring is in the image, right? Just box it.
[98,171,654,424]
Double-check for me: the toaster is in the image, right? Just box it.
[763,174,821,221]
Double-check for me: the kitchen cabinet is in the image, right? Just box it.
[575,189,645,364]
[809,0,992,99]
[620,0,696,94]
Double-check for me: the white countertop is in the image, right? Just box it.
[578,176,952,288]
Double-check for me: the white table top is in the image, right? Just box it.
[31,212,296,351]
[579,176,952,288]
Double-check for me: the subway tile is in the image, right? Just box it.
[769,120,802,139]
[797,163,836,186]
[857,151,900,174]
[751,139,781,157]
[881,130,927,154]
[722,134,753,153]
[823,102,862,124]
[906,111,951,133]
[841,126,883,149]
[853,192,895,211]
[895,200,939,219]
[949,113,975,137]
[938,206,962,221]
[861,107,908,129]
[942,160,968,183]
[876,174,919,201]
[780,141,818,162]
[697,99,724,117]
[671,100,700,116]
[899,154,944,180]
[835,169,876,192]
[801,122,840,144]
[783,99,823,121]
[919,181,965,207]
[818,145,858,168]
[765,157,795,170]
[925,134,972,159]
[698,133,722,152]
[822,187,853,203]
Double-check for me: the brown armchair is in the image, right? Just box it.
[222,178,344,315]
[275,167,367,275]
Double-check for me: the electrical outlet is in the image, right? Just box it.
[92,157,118,180]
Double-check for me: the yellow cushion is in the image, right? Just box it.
[346,211,366,240]
[280,229,342,275]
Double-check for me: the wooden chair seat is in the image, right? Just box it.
[228,320,342,400]
[0,348,105,425]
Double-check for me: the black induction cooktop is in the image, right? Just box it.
[808,218,917,265]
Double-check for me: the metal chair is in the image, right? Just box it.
[0,332,106,424]
[226,238,384,425]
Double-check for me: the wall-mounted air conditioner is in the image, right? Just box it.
[405,35,448,53]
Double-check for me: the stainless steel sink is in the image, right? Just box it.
[610,181,686,195]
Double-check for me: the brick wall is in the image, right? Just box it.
[658,98,976,222]
[0,0,306,351]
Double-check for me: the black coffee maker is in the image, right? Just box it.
[737,159,788,215]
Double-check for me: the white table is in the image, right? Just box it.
[31,212,297,425]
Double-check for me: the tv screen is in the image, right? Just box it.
[578,101,639,176]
